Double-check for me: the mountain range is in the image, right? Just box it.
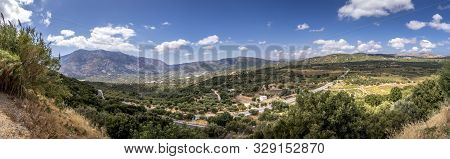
[60,49,447,81]
[60,49,275,79]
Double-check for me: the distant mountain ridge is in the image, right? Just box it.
[60,49,169,78]
[60,50,446,81]
[60,49,275,79]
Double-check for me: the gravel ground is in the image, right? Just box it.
[0,94,30,139]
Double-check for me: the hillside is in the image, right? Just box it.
[303,53,397,64]
[60,49,275,80]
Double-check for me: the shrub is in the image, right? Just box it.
[271,100,289,111]
[364,94,384,107]
[203,124,227,138]
[407,80,445,121]
[389,87,402,102]
[249,109,259,116]
[0,18,69,101]
[0,50,23,95]
[208,112,233,127]
[225,120,247,133]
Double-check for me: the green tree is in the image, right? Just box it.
[271,100,289,111]
[364,94,384,107]
[407,80,445,121]
[225,120,247,133]
[106,113,135,139]
[389,87,402,102]
[208,112,233,127]
[203,124,227,138]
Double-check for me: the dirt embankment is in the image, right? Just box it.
[394,105,450,139]
[0,94,30,138]
[0,93,107,139]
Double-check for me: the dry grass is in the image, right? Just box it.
[393,105,450,139]
[0,93,107,139]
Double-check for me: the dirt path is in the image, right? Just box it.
[0,93,31,139]
[212,89,221,101]
[285,68,350,104]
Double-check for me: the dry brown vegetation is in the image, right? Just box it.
[394,104,449,139]
[0,93,107,139]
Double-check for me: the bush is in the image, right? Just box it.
[106,113,135,139]
[208,112,233,127]
[407,80,445,121]
[271,101,289,111]
[225,120,247,133]
[204,124,227,138]
[249,109,259,116]
[258,110,279,121]
[389,87,402,102]
[364,94,384,107]
[0,50,23,95]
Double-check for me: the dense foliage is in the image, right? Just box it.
[364,94,384,107]
[389,87,402,102]
[0,18,68,101]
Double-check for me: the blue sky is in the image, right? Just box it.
[2,0,450,63]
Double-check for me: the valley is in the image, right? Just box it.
[59,52,449,139]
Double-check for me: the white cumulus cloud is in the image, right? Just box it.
[47,25,138,53]
[398,39,436,53]
[197,35,220,46]
[419,40,436,52]
[406,20,426,30]
[428,14,450,32]
[60,29,75,37]
[407,14,450,32]
[356,40,383,53]
[313,39,355,53]
[338,0,414,20]
[388,37,416,49]
[154,39,191,53]
[0,0,34,23]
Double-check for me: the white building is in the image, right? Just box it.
[259,96,268,102]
